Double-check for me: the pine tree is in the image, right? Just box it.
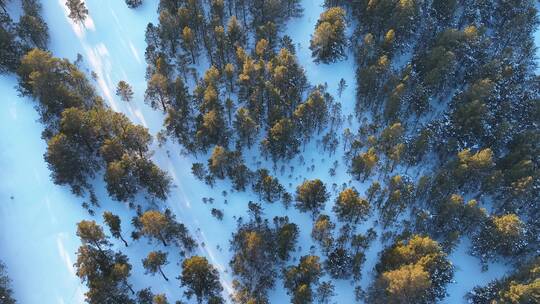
[274,216,299,261]
[103,211,129,247]
[145,72,170,112]
[116,81,134,102]
[325,247,353,279]
[65,0,89,24]
[351,148,379,181]
[76,220,109,252]
[333,188,370,224]
[337,78,347,98]
[142,251,169,281]
[381,263,431,303]
[261,118,299,161]
[0,12,21,74]
[472,213,527,264]
[283,255,323,304]
[152,294,169,304]
[164,76,193,149]
[310,7,347,63]
[208,145,229,179]
[234,107,258,148]
[125,0,142,9]
[0,261,16,304]
[252,169,285,203]
[180,256,224,304]
[181,26,198,64]
[17,0,49,49]
[369,235,453,304]
[75,221,135,303]
[467,257,539,304]
[135,209,196,252]
[293,88,330,141]
[295,179,329,218]
[311,214,335,253]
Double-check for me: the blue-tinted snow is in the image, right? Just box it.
[0,0,528,303]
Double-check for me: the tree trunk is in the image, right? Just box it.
[158,266,169,281]
[120,235,128,247]
[190,48,196,65]
[127,282,135,294]
[160,96,167,113]
[158,233,168,247]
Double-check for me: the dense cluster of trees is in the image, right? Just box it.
[337,0,539,280]
[1,3,217,303]
[75,220,136,303]
[310,7,347,63]
[73,214,219,304]
[368,235,453,304]
[467,257,539,303]
[156,0,539,300]
[2,0,172,208]
[144,0,344,169]
[229,202,299,303]
[17,49,172,203]
[2,0,539,302]
[0,0,48,73]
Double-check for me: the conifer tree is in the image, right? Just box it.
[234,107,258,148]
[103,211,129,247]
[312,214,335,254]
[17,0,49,49]
[116,81,134,102]
[274,216,299,261]
[295,179,329,218]
[368,235,453,304]
[125,0,142,9]
[472,213,528,264]
[310,7,347,63]
[152,294,169,304]
[252,168,285,203]
[75,221,135,303]
[135,209,196,253]
[65,0,89,24]
[333,188,370,224]
[351,148,378,181]
[467,257,539,304]
[261,118,299,161]
[0,12,21,74]
[283,255,323,304]
[0,261,16,304]
[142,251,169,281]
[180,256,224,304]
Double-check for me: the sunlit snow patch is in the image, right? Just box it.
[129,41,142,64]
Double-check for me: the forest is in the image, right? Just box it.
[0,0,538,303]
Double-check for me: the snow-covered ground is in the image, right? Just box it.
[0,0,531,303]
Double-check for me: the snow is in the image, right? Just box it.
[0,75,86,304]
[445,239,510,303]
[0,0,532,303]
